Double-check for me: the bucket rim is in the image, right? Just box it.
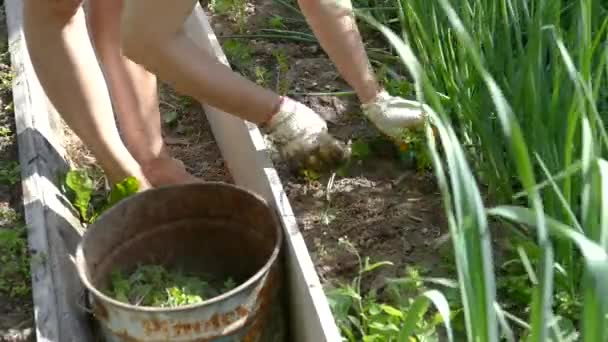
[75,181,283,313]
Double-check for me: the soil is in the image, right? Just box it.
[158,83,232,183]
[201,0,451,292]
[0,5,35,341]
[0,0,448,339]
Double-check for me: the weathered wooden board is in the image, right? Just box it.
[5,0,94,341]
[184,5,342,342]
[7,0,340,340]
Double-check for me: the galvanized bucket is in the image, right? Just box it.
[75,182,285,341]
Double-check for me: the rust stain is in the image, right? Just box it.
[115,330,144,342]
[119,268,276,341]
[142,319,169,335]
[92,302,109,321]
[243,266,280,341]
[236,305,250,317]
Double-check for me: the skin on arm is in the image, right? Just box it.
[120,0,349,170]
[298,0,429,140]
[120,0,282,125]
[86,0,199,186]
[297,0,381,104]
[86,0,164,163]
[22,0,149,187]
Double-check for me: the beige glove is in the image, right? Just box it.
[362,90,429,141]
[263,97,349,170]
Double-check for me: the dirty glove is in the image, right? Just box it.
[361,90,429,141]
[262,97,349,170]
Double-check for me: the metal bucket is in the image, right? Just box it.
[75,182,284,341]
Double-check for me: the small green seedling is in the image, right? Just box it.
[268,15,286,29]
[351,139,371,160]
[273,50,291,95]
[254,66,269,87]
[163,110,179,126]
[300,168,320,182]
[0,161,20,185]
[209,0,248,32]
[0,126,11,136]
[223,39,253,70]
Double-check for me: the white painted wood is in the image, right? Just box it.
[5,1,93,341]
[184,5,342,342]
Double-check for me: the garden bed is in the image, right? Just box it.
[6,0,341,339]
[8,0,603,340]
[6,0,455,339]
[203,0,451,294]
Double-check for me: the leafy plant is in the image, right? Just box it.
[0,125,11,137]
[162,110,179,126]
[327,238,453,342]
[222,39,253,70]
[65,169,95,221]
[209,0,248,32]
[354,0,608,340]
[64,170,139,224]
[106,264,237,308]
[0,160,19,185]
[273,50,291,95]
[254,65,270,87]
[268,15,287,30]
[0,209,30,300]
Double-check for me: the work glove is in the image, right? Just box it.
[262,97,349,171]
[361,90,430,141]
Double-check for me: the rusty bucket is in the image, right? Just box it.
[75,182,285,341]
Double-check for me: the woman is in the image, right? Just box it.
[23,0,426,189]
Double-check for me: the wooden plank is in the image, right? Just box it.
[184,5,342,342]
[5,1,93,341]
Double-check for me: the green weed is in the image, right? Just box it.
[63,169,139,224]
[273,50,291,95]
[209,0,248,33]
[106,264,237,307]
[0,52,14,93]
[0,126,11,137]
[326,238,453,341]
[0,160,19,185]
[268,15,286,30]
[222,39,253,71]
[0,209,30,300]
[254,65,270,87]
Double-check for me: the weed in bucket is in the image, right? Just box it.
[105,264,237,308]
